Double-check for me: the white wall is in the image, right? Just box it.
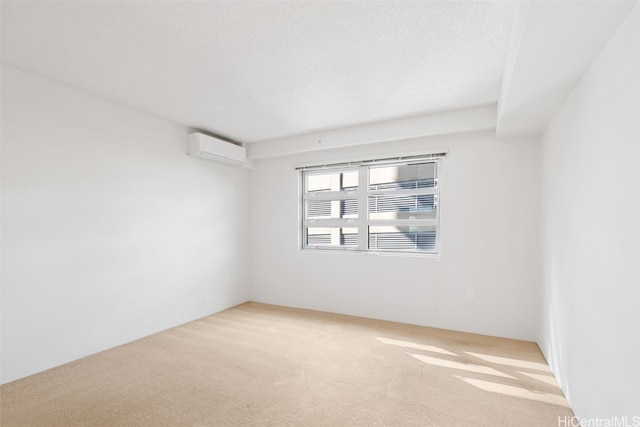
[540,3,640,419]
[250,130,541,341]
[0,65,250,383]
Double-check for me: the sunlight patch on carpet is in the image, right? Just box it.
[455,376,571,408]
[374,337,457,356]
[410,353,516,379]
[517,371,560,387]
[464,352,549,371]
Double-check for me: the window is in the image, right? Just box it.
[299,153,444,254]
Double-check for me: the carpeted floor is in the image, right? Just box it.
[0,302,573,426]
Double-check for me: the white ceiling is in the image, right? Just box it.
[1,1,637,149]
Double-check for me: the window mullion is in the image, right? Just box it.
[304,191,356,201]
[357,166,368,250]
[368,187,437,197]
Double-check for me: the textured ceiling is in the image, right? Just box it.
[1,1,517,143]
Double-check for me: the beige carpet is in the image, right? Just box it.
[0,302,573,426]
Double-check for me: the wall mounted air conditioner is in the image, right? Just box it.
[188,132,246,167]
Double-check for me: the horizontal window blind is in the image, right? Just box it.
[369,194,436,213]
[369,230,437,251]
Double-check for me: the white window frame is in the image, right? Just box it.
[298,153,445,255]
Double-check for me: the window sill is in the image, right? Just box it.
[299,248,442,259]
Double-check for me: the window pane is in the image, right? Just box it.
[305,199,358,220]
[369,194,436,220]
[368,225,437,252]
[306,171,358,193]
[306,227,358,248]
[369,163,436,191]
